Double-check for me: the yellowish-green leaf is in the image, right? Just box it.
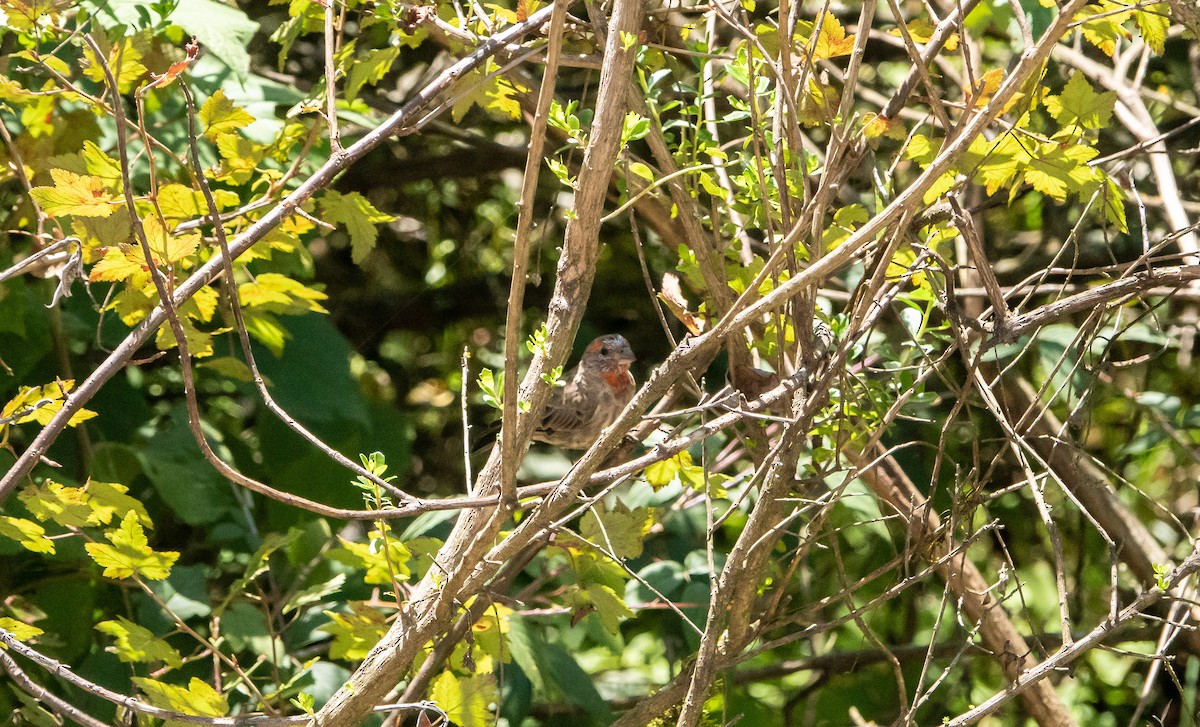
[84,512,179,580]
[157,183,239,223]
[0,517,55,554]
[199,89,255,139]
[1077,2,1132,56]
[243,310,289,355]
[345,47,400,101]
[238,273,329,314]
[81,141,123,188]
[1023,141,1098,201]
[1044,73,1116,130]
[215,133,266,184]
[1135,4,1169,53]
[180,285,221,324]
[429,671,497,727]
[89,245,148,283]
[85,480,151,527]
[797,78,840,127]
[30,169,122,218]
[0,617,44,643]
[81,33,148,93]
[627,161,655,181]
[645,451,707,491]
[133,677,228,725]
[155,318,220,358]
[143,216,200,267]
[904,134,940,167]
[585,582,634,633]
[1,379,97,428]
[580,504,651,560]
[0,0,72,30]
[321,602,388,660]
[319,190,395,264]
[862,114,907,141]
[19,480,92,528]
[73,208,132,249]
[333,528,412,585]
[97,616,183,667]
[890,18,959,50]
[1103,177,1128,233]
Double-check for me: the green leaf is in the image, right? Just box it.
[585,582,633,633]
[84,512,179,580]
[164,0,260,80]
[1044,73,1116,130]
[580,504,650,560]
[1102,177,1128,233]
[96,615,183,667]
[137,405,235,525]
[345,47,400,101]
[319,190,395,264]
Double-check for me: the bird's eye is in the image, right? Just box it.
[600,347,610,356]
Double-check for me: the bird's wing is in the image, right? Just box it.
[537,382,592,437]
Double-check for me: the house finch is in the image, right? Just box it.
[533,334,637,449]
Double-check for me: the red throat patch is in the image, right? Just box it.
[602,367,633,394]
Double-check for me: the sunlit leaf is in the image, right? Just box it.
[84,512,179,580]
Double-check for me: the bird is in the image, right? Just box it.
[532,333,637,449]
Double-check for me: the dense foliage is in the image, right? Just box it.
[2,0,1200,725]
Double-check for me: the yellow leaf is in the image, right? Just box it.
[968,68,1005,107]
[85,480,152,527]
[133,677,228,723]
[0,517,55,555]
[156,183,239,223]
[30,169,122,218]
[890,18,959,50]
[143,216,199,267]
[19,480,92,528]
[321,602,388,660]
[90,245,148,283]
[862,114,906,141]
[1,379,96,428]
[84,512,179,580]
[0,616,44,643]
[806,12,856,60]
[199,89,255,139]
[239,272,329,313]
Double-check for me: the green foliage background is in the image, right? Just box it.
[1,0,1199,725]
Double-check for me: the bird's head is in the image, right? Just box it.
[581,334,637,394]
